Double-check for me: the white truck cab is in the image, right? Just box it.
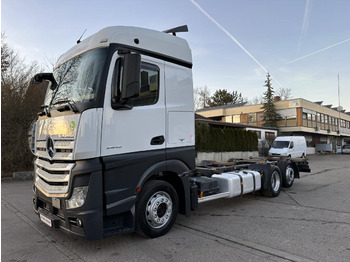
[269,136,306,158]
[32,26,195,239]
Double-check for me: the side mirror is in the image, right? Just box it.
[33,73,58,90]
[121,53,141,100]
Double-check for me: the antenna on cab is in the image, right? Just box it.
[77,29,87,44]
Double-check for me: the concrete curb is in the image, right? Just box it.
[12,171,34,181]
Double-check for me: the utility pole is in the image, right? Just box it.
[337,74,342,149]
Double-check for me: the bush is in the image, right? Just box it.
[195,122,258,152]
[1,36,46,175]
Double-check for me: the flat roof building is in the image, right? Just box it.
[196,98,350,153]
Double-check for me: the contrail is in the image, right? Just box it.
[288,38,350,64]
[297,0,312,53]
[189,0,283,87]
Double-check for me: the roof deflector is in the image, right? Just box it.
[163,25,188,36]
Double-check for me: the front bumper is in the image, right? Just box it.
[33,158,104,240]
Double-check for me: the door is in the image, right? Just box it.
[101,54,165,157]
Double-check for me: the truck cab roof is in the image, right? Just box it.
[56,26,192,68]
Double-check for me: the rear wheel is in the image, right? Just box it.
[261,166,282,197]
[278,161,295,188]
[135,180,178,238]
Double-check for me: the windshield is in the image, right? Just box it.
[43,48,108,107]
[272,141,290,149]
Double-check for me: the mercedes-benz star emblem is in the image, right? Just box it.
[46,136,55,159]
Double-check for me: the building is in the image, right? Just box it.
[196,98,350,153]
[195,112,278,142]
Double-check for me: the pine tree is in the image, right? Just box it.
[262,73,280,127]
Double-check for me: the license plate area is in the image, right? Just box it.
[40,213,52,227]
[38,208,60,228]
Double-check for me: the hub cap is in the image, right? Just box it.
[285,165,294,184]
[271,171,281,192]
[145,191,172,229]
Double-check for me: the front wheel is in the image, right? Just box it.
[135,180,178,238]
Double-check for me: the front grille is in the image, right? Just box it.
[34,137,75,196]
[35,158,75,196]
[36,138,74,161]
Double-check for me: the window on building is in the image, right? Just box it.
[247,113,257,123]
[287,115,296,119]
[224,116,232,123]
[232,115,240,123]
[341,120,346,127]
[320,114,324,123]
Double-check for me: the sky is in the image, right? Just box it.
[2,0,350,110]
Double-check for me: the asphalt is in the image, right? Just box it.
[2,154,350,262]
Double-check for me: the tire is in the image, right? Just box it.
[261,166,282,197]
[135,180,178,238]
[278,160,295,188]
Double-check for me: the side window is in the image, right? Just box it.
[130,62,159,107]
[112,59,159,107]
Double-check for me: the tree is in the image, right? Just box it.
[248,95,264,105]
[194,86,211,110]
[276,87,292,100]
[261,73,280,127]
[1,35,46,174]
[210,89,245,107]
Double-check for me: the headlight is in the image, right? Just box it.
[66,186,88,209]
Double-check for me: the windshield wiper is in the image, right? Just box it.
[53,99,79,113]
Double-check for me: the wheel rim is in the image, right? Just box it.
[285,165,294,184]
[271,171,281,192]
[145,191,172,229]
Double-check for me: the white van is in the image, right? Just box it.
[269,136,306,158]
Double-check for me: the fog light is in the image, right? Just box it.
[66,186,88,209]
[76,218,83,227]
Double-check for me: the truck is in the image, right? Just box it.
[30,25,310,240]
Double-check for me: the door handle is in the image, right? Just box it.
[151,136,165,145]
